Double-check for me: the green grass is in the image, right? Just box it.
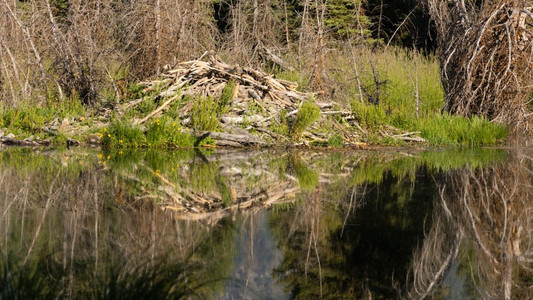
[190,96,219,132]
[350,98,507,146]
[388,113,508,146]
[0,99,86,140]
[273,67,309,92]
[327,134,344,147]
[291,101,321,138]
[330,47,444,115]
[101,118,196,149]
[272,46,505,147]
[218,80,234,115]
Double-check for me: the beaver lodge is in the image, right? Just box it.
[117,54,426,148]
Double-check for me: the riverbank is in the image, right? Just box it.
[0,49,508,150]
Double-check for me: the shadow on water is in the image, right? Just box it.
[0,147,530,299]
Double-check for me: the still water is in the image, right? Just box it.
[0,147,531,299]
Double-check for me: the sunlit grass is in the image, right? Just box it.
[101,117,196,149]
[0,99,86,139]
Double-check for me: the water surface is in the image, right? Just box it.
[0,147,531,299]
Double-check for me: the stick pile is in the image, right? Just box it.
[137,54,312,124]
[126,54,426,146]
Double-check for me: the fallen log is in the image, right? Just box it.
[0,137,51,147]
[196,131,267,147]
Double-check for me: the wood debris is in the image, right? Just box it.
[134,54,311,126]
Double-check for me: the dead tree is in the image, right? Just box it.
[427,0,533,132]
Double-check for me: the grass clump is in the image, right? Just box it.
[101,121,146,148]
[145,118,196,148]
[328,134,344,147]
[189,83,236,132]
[351,100,386,131]
[290,101,320,138]
[218,80,234,114]
[101,118,196,149]
[190,96,219,132]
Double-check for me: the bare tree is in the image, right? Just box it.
[427,0,533,132]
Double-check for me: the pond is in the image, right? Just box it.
[0,147,531,299]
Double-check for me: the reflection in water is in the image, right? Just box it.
[0,147,530,299]
[419,149,533,300]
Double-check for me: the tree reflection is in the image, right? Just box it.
[269,169,437,299]
[0,150,238,299]
[407,149,533,299]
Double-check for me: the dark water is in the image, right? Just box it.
[0,147,531,299]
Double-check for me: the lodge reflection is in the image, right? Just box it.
[0,162,237,299]
[0,148,530,299]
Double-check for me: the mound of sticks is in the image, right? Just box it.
[124,53,426,146]
[428,1,533,132]
[135,53,313,125]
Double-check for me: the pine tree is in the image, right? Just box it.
[325,0,371,40]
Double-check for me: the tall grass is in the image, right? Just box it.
[325,47,508,146]
[190,96,220,132]
[291,101,321,138]
[0,99,86,138]
[350,98,507,146]
[101,118,196,149]
[390,113,508,146]
[328,47,444,115]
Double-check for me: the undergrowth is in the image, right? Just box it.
[0,47,510,148]
[0,99,86,141]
